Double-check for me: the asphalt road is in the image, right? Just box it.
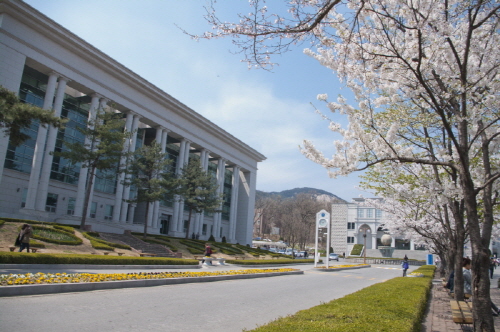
[0,263,403,331]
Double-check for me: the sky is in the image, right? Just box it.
[22,0,370,201]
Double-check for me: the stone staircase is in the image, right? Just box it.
[99,233,180,258]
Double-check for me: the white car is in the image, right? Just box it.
[329,253,339,261]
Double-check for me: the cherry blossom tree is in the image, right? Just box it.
[196,1,500,329]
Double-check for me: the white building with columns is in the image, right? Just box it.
[331,198,430,259]
[0,0,265,245]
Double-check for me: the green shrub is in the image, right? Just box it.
[30,239,46,248]
[0,252,198,265]
[31,225,83,245]
[351,244,363,256]
[250,265,435,332]
[53,225,76,234]
[82,232,114,251]
[0,219,5,227]
[142,238,177,252]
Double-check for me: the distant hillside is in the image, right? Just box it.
[256,187,346,202]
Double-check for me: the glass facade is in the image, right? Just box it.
[51,93,90,184]
[45,193,58,212]
[4,66,47,173]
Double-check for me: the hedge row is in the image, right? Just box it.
[250,265,435,332]
[0,252,199,265]
[226,259,311,265]
[351,244,363,255]
[31,225,83,245]
[88,232,131,250]
[82,232,114,251]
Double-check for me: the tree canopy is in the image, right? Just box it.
[0,86,64,146]
[197,1,500,329]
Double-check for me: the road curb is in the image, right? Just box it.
[0,263,200,270]
[0,270,304,297]
[314,264,371,272]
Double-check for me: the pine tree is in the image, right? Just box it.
[177,159,224,239]
[0,86,64,146]
[53,108,131,228]
[124,141,177,238]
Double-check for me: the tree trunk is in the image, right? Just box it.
[143,201,150,239]
[80,166,96,229]
[464,188,494,331]
[184,207,193,239]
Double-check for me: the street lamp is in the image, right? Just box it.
[363,227,371,264]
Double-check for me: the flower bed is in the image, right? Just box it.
[0,268,298,286]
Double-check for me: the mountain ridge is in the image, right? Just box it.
[256,187,346,202]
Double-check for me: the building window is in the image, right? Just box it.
[104,205,114,220]
[183,220,188,233]
[21,188,28,208]
[220,227,223,238]
[376,209,382,218]
[357,209,364,218]
[90,202,97,218]
[367,209,373,218]
[347,236,355,243]
[45,193,58,212]
[160,214,171,235]
[202,224,207,235]
[67,197,76,215]
[5,66,46,174]
[347,222,355,230]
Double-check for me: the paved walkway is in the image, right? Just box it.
[421,277,500,331]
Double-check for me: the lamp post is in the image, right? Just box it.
[363,227,371,264]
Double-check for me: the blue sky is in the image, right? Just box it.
[23,0,368,201]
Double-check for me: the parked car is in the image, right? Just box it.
[329,253,339,261]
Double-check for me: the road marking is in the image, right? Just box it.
[374,267,400,270]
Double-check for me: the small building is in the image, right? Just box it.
[331,198,430,260]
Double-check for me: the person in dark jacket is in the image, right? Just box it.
[18,224,32,252]
[402,255,409,277]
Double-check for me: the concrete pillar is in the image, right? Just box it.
[213,158,225,238]
[151,126,164,229]
[73,94,101,217]
[112,111,134,222]
[24,71,59,210]
[35,76,69,211]
[120,114,141,223]
[176,140,191,235]
[229,165,240,241]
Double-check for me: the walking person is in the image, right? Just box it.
[402,255,409,277]
[17,224,32,252]
[490,256,496,279]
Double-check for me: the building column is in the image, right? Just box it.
[176,140,191,235]
[34,76,69,211]
[228,165,240,242]
[234,170,255,245]
[150,126,164,229]
[213,158,225,239]
[153,127,169,230]
[120,114,141,223]
[194,149,210,236]
[112,111,134,222]
[73,94,101,217]
[84,98,108,217]
[171,139,186,233]
[24,72,59,210]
